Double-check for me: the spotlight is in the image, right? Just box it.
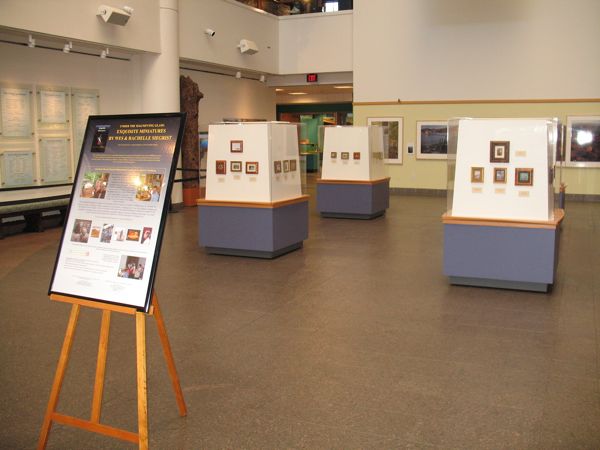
[97,4,133,26]
[235,71,242,79]
[204,28,216,37]
[27,34,35,48]
[259,75,266,83]
[100,48,109,58]
[63,41,72,53]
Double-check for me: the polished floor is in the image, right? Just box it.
[1,189,600,449]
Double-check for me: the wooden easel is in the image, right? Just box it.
[37,291,186,450]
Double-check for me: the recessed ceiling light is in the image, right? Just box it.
[333,85,353,89]
[288,92,307,95]
[275,88,284,92]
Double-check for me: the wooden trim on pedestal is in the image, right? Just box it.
[442,208,565,230]
[316,177,390,186]
[196,195,309,209]
[354,98,600,106]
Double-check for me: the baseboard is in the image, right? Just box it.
[390,188,447,197]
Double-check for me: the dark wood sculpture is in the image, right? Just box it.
[179,75,204,205]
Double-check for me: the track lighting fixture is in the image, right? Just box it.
[235,71,242,79]
[28,34,35,48]
[63,41,72,53]
[100,47,109,58]
[259,75,266,83]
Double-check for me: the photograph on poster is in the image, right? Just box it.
[353,152,361,160]
[494,168,507,184]
[367,117,403,164]
[283,160,290,172]
[70,219,92,243]
[216,160,226,175]
[127,229,141,241]
[230,140,243,153]
[113,227,126,242]
[90,227,101,239]
[290,159,297,171]
[341,152,349,160]
[246,161,259,174]
[515,168,534,186]
[567,117,600,166]
[331,152,337,159]
[471,167,484,183]
[135,173,163,202]
[80,172,110,199]
[490,141,510,163]
[117,255,146,280]
[416,122,448,160]
[141,227,152,245]
[274,160,282,173]
[100,224,114,243]
[231,161,242,172]
[91,125,110,152]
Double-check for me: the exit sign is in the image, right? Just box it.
[306,73,318,83]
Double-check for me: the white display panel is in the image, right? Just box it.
[321,126,386,181]
[450,118,555,221]
[0,86,33,137]
[205,122,301,203]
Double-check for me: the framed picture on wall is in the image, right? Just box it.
[367,117,403,164]
[566,116,600,167]
[490,141,510,163]
[416,121,448,160]
[515,168,534,186]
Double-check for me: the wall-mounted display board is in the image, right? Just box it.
[49,113,186,312]
[0,85,33,138]
[566,116,600,168]
[0,150,36,187]
[367,117,403,164]
[0,82,100,195]
[199,122,308,258]
[72,89,100,154]
[416,121,448,160]
[318,126,390,219]
[448,118,556,222]
[443,117,563,292]
[40,137,71,184]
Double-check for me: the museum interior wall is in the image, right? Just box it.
[352,0,600,195]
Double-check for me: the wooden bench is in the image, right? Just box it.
[0,196,70,239]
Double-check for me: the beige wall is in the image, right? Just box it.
[353,0,600,102]
[180,69,276,131]
[278,11,352,75]
[354,101,600,195]
[0,0,160,53]
[179,0,279,74]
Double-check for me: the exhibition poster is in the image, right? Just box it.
[49,113,186,312]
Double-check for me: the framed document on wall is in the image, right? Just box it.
[0,85,33,138]
[367,117,403,164]
[49,113,186,312]
[40,137,72,184]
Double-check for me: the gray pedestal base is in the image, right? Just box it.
[198,198,308,259]
[317,179,389,219]
[444,222,560,292]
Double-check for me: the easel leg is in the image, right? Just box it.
[152,293,187,417]
[91,310,111,423]
[37,304,81,450]
[136,312,149,450]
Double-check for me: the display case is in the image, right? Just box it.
[443,118,564,292]
[197,122,308,258]
[316,126,390,219]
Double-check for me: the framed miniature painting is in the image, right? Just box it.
[274,160,282,174]
[367,117,403,164]
[566,116,600,167]
[230,140,243,153]
[416,121,448,160]
[216,160,226,175]
[490,141,510,163]
[230,161,242,172]
[494,167,507,184]
[283,160,290,172]
[290,159,297,171]
[341,152,350,160]
[331,152,337,159]
[245,161,259,174]
[515,168,533,186]
[471,167,484,183]
[353,152,361,160]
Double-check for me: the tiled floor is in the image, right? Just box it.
[1,189,599,449]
